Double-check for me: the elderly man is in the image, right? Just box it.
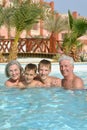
[59,55,84,90]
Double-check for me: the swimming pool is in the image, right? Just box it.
[0,63,87,130]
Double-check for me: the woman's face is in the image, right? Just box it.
[8,64,21,81]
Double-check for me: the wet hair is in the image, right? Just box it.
[5,60,23,77]
[25,63,37,73]
[58,55,74,66]
[38,59,51,70]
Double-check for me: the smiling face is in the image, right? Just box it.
[38,64,51,81]
[59,60,74,77]
[24,69,36,84]
[8,64,21,81]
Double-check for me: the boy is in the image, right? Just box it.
[36,59,61,87]
[19,63,43,87]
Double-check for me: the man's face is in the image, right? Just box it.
[59,60,74,77]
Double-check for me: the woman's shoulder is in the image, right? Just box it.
[5,79,12,87]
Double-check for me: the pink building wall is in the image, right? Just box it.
[0,0,87,53]
[0,0,54,39]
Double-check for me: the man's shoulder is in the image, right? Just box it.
[74,75,83,82]
[5,79,12,86]
[73,75,84,89]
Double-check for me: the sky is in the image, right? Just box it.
[45,0,87,17]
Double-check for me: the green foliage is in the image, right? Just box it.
[53,54,61,61]
[3,7,15,27]
[72,18,87,37]
[0,5,4,27]
[10,1,43,32]
[63,11,87,55]
[68,10,74,30]
[44,13,68,33]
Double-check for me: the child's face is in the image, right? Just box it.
[38,64,51,80]
[24,69,36,84]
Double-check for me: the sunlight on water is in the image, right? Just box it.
[0,63,87,129]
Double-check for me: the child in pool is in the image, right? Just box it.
[19,63,44,88]
[35,59,61,87]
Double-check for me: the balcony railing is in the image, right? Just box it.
[0,38,63,58]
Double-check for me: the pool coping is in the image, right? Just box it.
[0,57,87,65]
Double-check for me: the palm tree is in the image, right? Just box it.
[8,0,44,61]
[0,5,4,27]
[3,7,15,38]
[44,12,68,53]
[62,10,87,61]
[0,5,7,62]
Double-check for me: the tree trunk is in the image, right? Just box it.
[50,32,57,53]
[8,31,21,61]
[69,44,80,62]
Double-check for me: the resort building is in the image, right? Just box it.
[0,0,87,54]
[0,0,54,38]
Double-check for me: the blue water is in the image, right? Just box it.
[0,63,87,130]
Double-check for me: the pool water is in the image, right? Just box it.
[0,63,87,130]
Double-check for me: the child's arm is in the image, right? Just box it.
[18,82,26,89]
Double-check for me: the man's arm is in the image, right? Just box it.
[74,77,84,89]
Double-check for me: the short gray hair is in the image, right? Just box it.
[58,55,74,66]
[5,60,23,77]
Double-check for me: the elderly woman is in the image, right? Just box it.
[5,60,24,88]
